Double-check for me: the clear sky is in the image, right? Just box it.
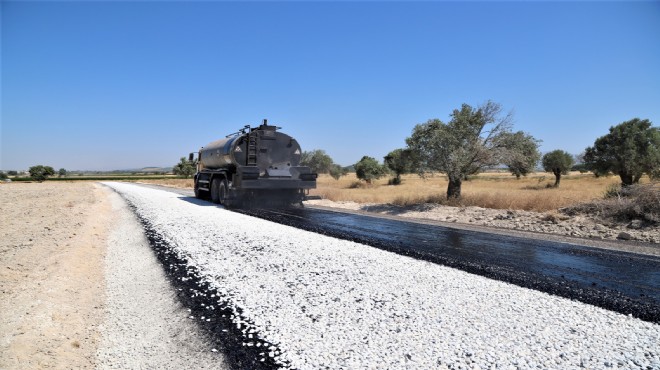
[2,1,659,171]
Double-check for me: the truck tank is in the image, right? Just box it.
[198,126,303,176]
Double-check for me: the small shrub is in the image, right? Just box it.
[348,181,365,189]
[562,183,660,225]
[388,177,402,185]
[391,194,444,207]
[541,213,559,224]
[604,184,622,199]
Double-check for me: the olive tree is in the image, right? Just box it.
[499,131,541,179]
[328,164,349,180]
[300,150,334,174]
[383,148,414,185]
[583,118,660,185]
[28,165,55,182]
[354,156,388,184]
[301,149,348,180]
[173,157,196,178]
[542,150,574,187]
[300,149,333,173]
[406,101,522,198]
[58,168,67,177]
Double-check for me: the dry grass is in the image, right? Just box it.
[309,172,627,212]
[139,172,649,213]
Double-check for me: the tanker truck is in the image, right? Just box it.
[190,120,317,207]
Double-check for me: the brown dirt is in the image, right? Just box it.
[0,182,110,369]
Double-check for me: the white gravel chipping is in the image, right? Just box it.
[105,182,660,370]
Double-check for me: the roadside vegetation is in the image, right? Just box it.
[28,165,55,182]
[562,182,659,226]
[124,172,638,214]
[5,101,656,220]
[121,102,659,219]
[300,149,348,180]
[172,175,596,211]
[406,101,541,199]
[308,172,630,213]
[542,150,574,188]
[173,157,196,178]
[7,174,179,182]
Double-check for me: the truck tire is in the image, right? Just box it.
[210,178,221,204]
[211,178,228,205]
[218,179,228,205]
[194,180,202,199]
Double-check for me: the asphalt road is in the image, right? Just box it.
[140,184,660,323]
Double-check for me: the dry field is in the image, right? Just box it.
[312,172,629,212]
[0,182,108,368]
[140,172,629,213]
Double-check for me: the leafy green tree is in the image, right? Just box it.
[28,165,55,182]
[583,118,660,185]
[173,157,196,178]
[7,170,18,176]
[354,156,388,184]
[384,149,414,185]
[0,172,7,180]
[328,164,349,180]
[499,131,541,179]
[300,150,334,174]
[571,163,590,174]
[300,149,348,180]
[542,150,574,187]
[58,168,67,177]
[406,100,518,198]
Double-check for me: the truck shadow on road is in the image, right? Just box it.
[177,196,227,209]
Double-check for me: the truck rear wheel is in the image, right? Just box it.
[210,178,221,204]
[218,179,228,205]
[211,178,228,205]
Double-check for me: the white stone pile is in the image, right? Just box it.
[105,182,660,370]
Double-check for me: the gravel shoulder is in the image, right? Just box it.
[0,182,228,369]
[97,185,228,369]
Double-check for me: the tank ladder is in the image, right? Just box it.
[247,132,258,166]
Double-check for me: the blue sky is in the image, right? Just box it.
[2,1,659,171]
